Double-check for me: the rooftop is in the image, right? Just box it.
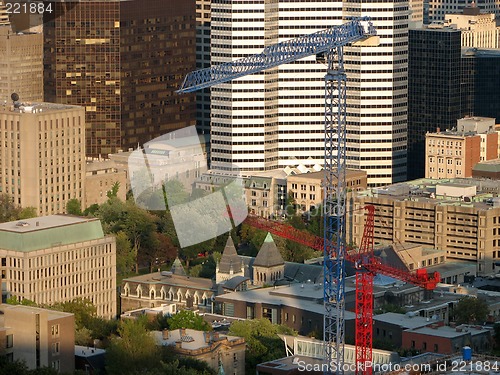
[405,324,491,338]
[355,178,500,210]
[0,215,105,252]
[0,101,82,115]
[216,283,356,318]
[75,345,106,358]
[374,312,439,330]
[0,304,74,321]
[152,328,243,351]
[123,272,214,291]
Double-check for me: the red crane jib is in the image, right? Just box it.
[243,214,440,291]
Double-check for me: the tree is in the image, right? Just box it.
[453,296,489,324]
[0,193,21,223]
[106,318,161,375]
[107,181,121,199]
[167,310,212,331]
[229,318,297,373]
[50,298,97,329]
[18,207,37,220]
[115,231,136,274]
[66,198,82,215]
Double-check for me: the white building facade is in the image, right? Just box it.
[210,0,408,186]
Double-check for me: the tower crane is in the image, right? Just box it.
[177,18,376,374]
[244,209,440,374]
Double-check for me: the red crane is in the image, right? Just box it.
[243,206,440,373]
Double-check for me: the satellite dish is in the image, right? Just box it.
[11,93,19,102]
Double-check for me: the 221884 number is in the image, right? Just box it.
[6,2,53,14]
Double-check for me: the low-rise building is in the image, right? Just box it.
[0,304,75,373]
[74,345,106,375]
[0,215,116,318]
[214,283,355,336]
[152,328,245,375]
[473,158,500,180]
[425,117,499,179]
[85,158,127,207]
[287,169,367,213]
[402,324,492,355]
[348,178,500,276]
[120,259,215,313]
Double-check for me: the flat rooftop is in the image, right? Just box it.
[374,312,438,330]
[406,324,491,338]
[0,304,74,321]
[216,283,356,319]
[356,178,500,210]
[0,215,105,252]
[0,101,82,114]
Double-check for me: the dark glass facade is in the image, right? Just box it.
[407,28,468,180]
[44,0,196,157]
[473,50,500,123]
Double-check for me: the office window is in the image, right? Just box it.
[6,334,13,348]
[51,324,60,338]
[52,342,60,355]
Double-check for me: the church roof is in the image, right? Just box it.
[218,236,241,274]
[170,257,187,276]
[254,233,284,268]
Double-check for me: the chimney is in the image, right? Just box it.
[162,329,169,340]
[436,127,441,133]
[204,332,211,343]
[36,221,39,227]
[180,328,186,336]
[212,332,220,340]
[175,341,182,349]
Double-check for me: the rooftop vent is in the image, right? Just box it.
[16,221,29,227]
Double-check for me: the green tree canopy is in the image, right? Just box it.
[229,318,296,373]
[167,310,212,331]
[66,198,82,215]
[453,296,489,324]
[106,318,161,375]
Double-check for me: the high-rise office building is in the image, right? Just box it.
[0,3,43,102]
[44,0,196,157]
[343,0,409,186]
[425,0,500,24]
[407,25,468,179]
[462,48,500,123]
[445,6,500,48]
[0,101,85,216]
[210,0,408,186]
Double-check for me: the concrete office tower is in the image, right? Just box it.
[0,102,85,216]
[210,0,407,186]
[0,3,43,102]
[425,0,500,24]
[44,0,196,157]
[343,0,409,186]
[407,25,468,180]
[446,5,500,48]
[410,0,425,27]
[0,215,116,318]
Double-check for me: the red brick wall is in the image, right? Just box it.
[464,136,481,177]
[486,133,499,160]
[402,330,453,354]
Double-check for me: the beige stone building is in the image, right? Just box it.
[120,259,216,313]
[0,102,86,216]
[348,178,500,275]
[425,117,499,179]
[0,215,116,318]
[0,5,43,102]
[153,328,245,375]
[0,304,75,373]
[85,158,127,207]
[445,7,500,48]
[287,169,367,213]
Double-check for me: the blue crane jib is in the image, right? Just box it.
[176,17,376,94]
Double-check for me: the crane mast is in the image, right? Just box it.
[176,18,377,375]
